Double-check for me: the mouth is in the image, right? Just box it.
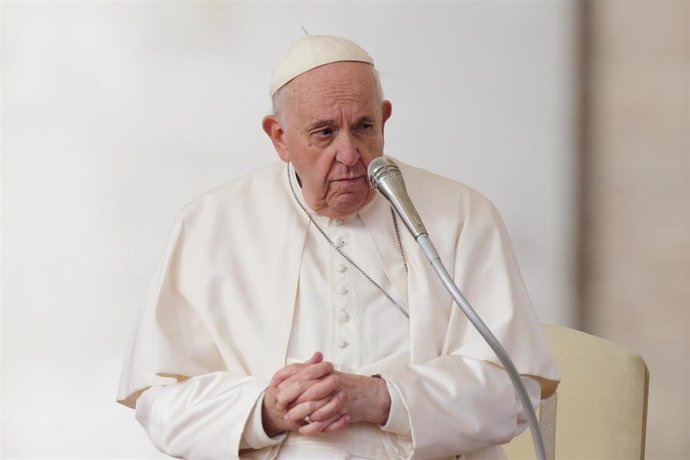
[332,175,366,184]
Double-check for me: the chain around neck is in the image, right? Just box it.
[287,163,409,319]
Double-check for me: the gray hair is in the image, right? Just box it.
[271,66,384,132]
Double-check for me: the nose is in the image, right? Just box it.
[334,132,360,167]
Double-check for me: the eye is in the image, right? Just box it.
[311,127,334,139]
[317,128,334,136]
[354,122,374,131]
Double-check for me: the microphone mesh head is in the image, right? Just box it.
[368,157,401,191]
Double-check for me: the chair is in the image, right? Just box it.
[503,324,649,459]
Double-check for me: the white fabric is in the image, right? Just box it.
[244,167,411,456]
[117,158,559,459]
[286,183,409,374]
[268,35,374,96]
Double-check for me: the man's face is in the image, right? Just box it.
[263,61,392,218]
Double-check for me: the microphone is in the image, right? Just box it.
[368,156,548,460]
[367,157,427,239]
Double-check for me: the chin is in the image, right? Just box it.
[329,192,372,216]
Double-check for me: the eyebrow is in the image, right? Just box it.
[306,120,335,131]
[306,116,375,132]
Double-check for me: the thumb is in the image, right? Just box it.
[305,351,323,364]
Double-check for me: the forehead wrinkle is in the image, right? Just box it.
[293,97,378,132]
[299,85,378,122]
[300,84,373,111]
[285,62,379,116]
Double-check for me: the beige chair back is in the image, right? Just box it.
[504,324,649,459]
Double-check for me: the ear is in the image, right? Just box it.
[262,115,290,162]
[381,100,392,132]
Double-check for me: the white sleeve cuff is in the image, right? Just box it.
[379,376,411,436]
[134,386,162,442]
[240,391,287,450]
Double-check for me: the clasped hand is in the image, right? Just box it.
[262,352,390,437]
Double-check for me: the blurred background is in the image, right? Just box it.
[1,1,687,458]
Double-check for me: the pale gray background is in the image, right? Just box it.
[2,1,578,457]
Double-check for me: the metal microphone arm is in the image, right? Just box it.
[416,235,547,460]
[368,157,547,460]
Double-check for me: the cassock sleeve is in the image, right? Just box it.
[379,356,542,459]
[117,214,278,459]
[376,186,559,459]
[134,372,274,459]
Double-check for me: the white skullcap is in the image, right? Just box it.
[269,35,374,97]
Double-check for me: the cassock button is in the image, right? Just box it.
[337,287,348,295]
[337,339,348,348]
[337,310,351,322]
[337,264,348,273]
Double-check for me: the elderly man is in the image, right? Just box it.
[118,35,559,459]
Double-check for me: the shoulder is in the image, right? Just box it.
[191,161,284,206]
[392,157,499,220]
[178,162,287,221]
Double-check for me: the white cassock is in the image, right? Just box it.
[117,158,560,459]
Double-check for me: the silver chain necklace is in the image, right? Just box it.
[287,164,409,319]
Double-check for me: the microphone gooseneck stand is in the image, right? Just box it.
[416,235,547,460]
[368,157,547,460]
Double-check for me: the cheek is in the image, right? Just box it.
[312,150,338,173]
[296,154,334,194]
[358,140,383,166]
[362,132,384,151]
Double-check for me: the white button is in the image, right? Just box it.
[337,286,348,295]
[337,264,348,273]
[334,219,344,226]
[336,239,345,249]
[337,310,351,322]
[337,339,348,348]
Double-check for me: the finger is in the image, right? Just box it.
[298,414,347,436]
[288,374,339,407]
[283,397,330,423]
[308,391,345,422]
[275,375,330,411]
[322,414,350,433]
[275,380,312,411]
[271,352,324,386]
[305,351,323,364]
[271,364,306,387]
[262,385,304,435]
[276,361,333,391]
